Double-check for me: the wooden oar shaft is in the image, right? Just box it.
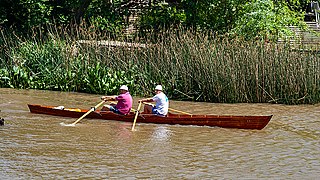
[168,108,192,115]
[142,102,154,106]
[71,101,105,125]
[131,102,142,131]
[142,102,192,115]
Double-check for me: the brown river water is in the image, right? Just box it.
[0,88,319,179]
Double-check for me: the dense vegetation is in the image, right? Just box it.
[0,0,310,40]
[1,0,320,105]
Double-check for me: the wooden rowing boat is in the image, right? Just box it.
[27,104,272,130]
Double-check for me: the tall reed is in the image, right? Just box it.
[1,26,319,104]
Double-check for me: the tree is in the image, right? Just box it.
[138,0,308,40]
[0,0,124,34]
[231,0,307,41]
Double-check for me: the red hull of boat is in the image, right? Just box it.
[28,104,272,130]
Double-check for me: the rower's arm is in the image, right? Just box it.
[139,98,153,103]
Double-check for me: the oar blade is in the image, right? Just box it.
[59,122,76,127]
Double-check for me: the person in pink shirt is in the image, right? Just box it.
[101,85,133,115]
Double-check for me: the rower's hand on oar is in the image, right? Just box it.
[101,96,116,102]
[101,96,107,101]
[138,99,149,103]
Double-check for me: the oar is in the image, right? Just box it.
[63,101,105,126]
[142,102,192,115]
[131,101,142,131]
[168,107,192,115]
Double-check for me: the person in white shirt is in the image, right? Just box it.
[139,85,169,116]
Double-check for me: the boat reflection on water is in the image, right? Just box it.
[114,122,133,141]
